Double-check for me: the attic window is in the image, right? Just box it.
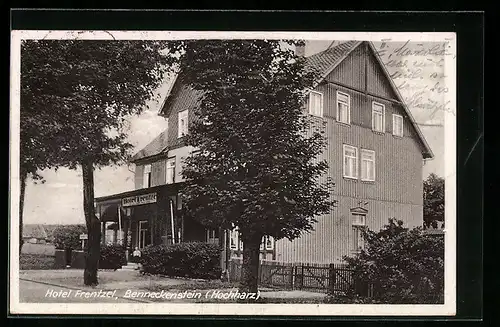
[372,102,385,133]
[336,91,351,124]
[308,91,323,117]
[392,114,404,137]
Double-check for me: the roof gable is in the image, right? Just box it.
[307,41,434,159]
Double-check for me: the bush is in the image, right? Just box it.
[52,225,87,250]
[141,242,221,279]
[343,218,444,304]
[99,244,127,270]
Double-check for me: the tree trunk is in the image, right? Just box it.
[239,232,262,295]
[19,169,28,254]
[82,161,100,286]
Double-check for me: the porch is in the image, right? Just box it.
[94,183,207,261]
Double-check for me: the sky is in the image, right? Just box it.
[21,39,449,225]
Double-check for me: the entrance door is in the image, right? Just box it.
[137,220,151,249]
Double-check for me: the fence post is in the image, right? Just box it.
[300,264,304,289]
[290,266,295,290]
[328,263,335,295]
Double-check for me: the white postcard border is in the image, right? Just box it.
[9,30,457,316]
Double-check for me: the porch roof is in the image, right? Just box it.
[94,182,185,204]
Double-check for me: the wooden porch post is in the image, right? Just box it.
[101,221,106,245]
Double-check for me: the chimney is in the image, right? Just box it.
[295,43,306,57]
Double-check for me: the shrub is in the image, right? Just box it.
[99,244,127,270]
[343,218,444,304]
[52,225,87,250]
[141,242,221,279]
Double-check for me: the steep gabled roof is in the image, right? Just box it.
[305,41,362,79]
[307,40,433,159]
[131,40,434,162]
[130,129,169,162]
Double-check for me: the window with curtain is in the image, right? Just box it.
[308,91,323,117]
[360,149,376,181]
[343,145,358,179]
[336,91,351,124]
[372,102,385,132]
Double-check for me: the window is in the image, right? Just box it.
[178,109,189,138]
[143,164,152,188]
[392,114,404,137]
[360,149,376,181]
[308,91,323,117]
[165,158,176,184]
[264,235,274,250]
[372,102,385,132]
[138,220,150,249]
[352,214,366,252]
[206,229,219,244]
[230,228,239,250]
[352,214,366,227]
[343,145,358,179]
[336,91,351,124]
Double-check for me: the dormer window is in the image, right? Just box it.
[178,109,189,138]
[308,91,323,117]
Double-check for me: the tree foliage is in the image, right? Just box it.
[423,173,445,229]
[21,40,178,169]
[344,219,444,304]
[20,39,180,285]
[178,40,336,292]
[180,40,334,239]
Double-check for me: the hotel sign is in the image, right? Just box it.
[122,193,157,207]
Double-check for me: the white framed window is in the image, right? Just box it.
[308,91,323,117]
[392,114,404,137]
[352,214,366,227]
[352,213,366,252]
[360,149,376,181]
[178,109,189,138]
[143,164,152,188]
[206,229,219,244]
[336,91,351,124]
[264,235,274,250]
[343,145,358,179]
[372,102,385,133]
[165,157,176,184]
[138,220,150,249]
[230,228,239,250]
[352,227,365,252]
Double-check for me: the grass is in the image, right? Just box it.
[20,253,55,270]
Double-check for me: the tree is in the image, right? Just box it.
[423,173,445,229]
[20,40,179,285]
[179,40,336,293]
[343,219,444,304]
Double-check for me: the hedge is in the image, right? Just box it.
[140,242,221,279]
[52,225,87,250]
[99,244,127,270]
